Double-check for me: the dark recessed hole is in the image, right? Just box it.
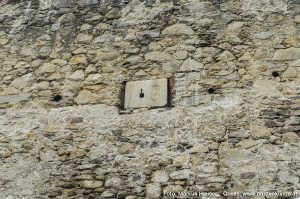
[52,95,62,102]
[272,71,280,77]
[208,88,215,94]
[139,89,144,98]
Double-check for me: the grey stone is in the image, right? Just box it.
[273,48,300,60]
[145,52,172,62]
[0,93,31,103]
[180,58,203,72]
[169,169,193,180]
[146,184,161,198]
[151,170,169,183]
[104,177,122,188]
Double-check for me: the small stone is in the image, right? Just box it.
[0,148,12,158]
[254,31,274,40]
[282,132,299,143]
[146,184,161,198]
[273,48,300,60]
[67,70,85,81]
[162,61,181,74]
[172,51,188,60]
[174,154,190,167]
[76,33,93,44]
[15,61,30,68]
[295,15,300,23]
[39,63,59,74]
[289,60,300,67]
[250,124,271,139]
[0,38,8,46]
[118,143,134,154]
[145,51,172,62]
[180,58,203,72]
[217,50,236,61]
[282,67,297,78]
[101,190,115,198]
[162,24,194,36]
[0,93,31,104]
[104,177,121,188]
[105,8,121,19]
[169,169,193,180]
[236,139,260,149]
[70,148,87,159]
[151,170,169,183]
[10,73,32,90]
[40,150,58,162]
[69,54,87,66]
[190,145,209,153]
[80,23,92,31]
[75,90,100,105]
[81,180,103,189]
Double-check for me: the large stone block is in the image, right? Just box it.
[124,79,168,109]
[273,48,300,61]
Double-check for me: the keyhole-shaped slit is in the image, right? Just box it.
[140,89,144,98]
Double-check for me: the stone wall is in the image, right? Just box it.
[0,0,299,198]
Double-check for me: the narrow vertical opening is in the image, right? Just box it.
[167,77,174,107]
[119,81,126,110]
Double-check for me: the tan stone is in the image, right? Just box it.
[295,15,300,23]
[118,143,135,154]
[0,148,12,158]
[75,90,100,105]
[145,51,172,62]
[69,54,87,65]
[81,180,103,189]
[236,139,260,149]
[289,60,300,67]
[282,67,297,78]
[39,63,59,74]
[250,124,271,139]
[162,24,194,36]
[174,154,190,167]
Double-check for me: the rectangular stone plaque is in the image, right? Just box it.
[124,79,168,109]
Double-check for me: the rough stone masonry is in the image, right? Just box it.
[0,0,299,198]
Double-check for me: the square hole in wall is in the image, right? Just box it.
[120,78,173,111]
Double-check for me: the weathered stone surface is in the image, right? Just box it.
[40,150,58,162]
[180,58,203,72]
[145,52,172,62]
[0,93,31,103]
[174,154,190,167]
[81,180,103,189]
[67,70,85,81]
[104,177,121,188]
[162,24,194,36]
[146,184,161,198]
[169,169,193,180]
[0,0,299,198]
[250,124,271,139]
[151,170,169,183]
[75,90,100,105]
[273,48,300,60]
[39,63,59,74]
[282,67,297,78]
[69,54,87,66]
